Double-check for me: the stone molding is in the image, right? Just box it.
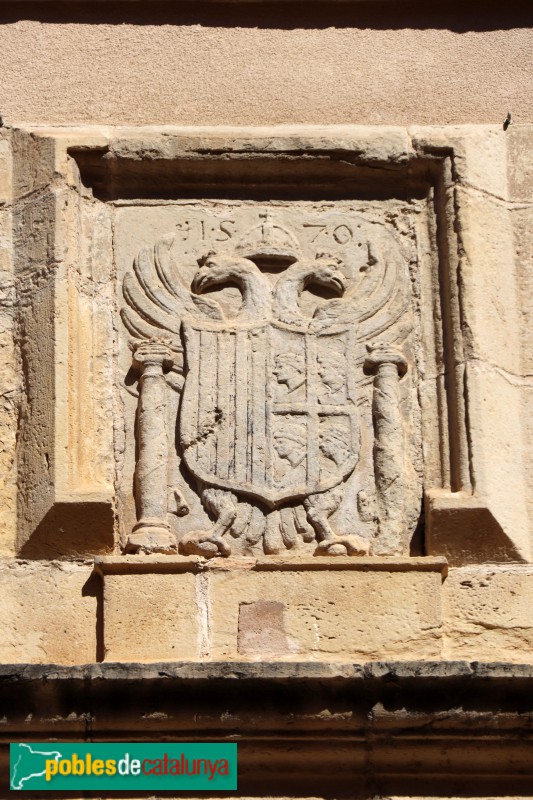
[1,661,533,796]
[95,554,448,573]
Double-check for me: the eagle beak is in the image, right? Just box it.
[331,274,346,295]
[192,268,211,294]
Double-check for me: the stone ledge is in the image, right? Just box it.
[2,659,533,682]
[94,555,449,574]
[98,561,446,661]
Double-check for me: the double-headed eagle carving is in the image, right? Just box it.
[122,216,410,557]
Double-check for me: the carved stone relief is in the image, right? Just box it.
[119,204,423,558]
[4,126,527,567]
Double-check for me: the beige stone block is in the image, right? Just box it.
[410,125,508,197]
[507,126,533,202]
[0,560,96,664]
[55,192,115,496]
[0,135,12,206]
[0,314,18,555]
[0,209,12,273]
[13,188,68,275]
[0,216,16,554]
[464,363,530,559]
[102,570,200,662]
[427,358,530,565]
[13,179,116,556]
[521,384,533,538]
[209,559,445,661]
[511,206,533,375]
[444,566,533,663]
[111,124,412,164]
[50,128,111,180]
[11,128,56,201]
[454,188,520,375]
[426,490,524,567]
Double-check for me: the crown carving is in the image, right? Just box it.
[234,212,302,266]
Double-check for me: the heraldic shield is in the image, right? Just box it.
[180,319,360,508]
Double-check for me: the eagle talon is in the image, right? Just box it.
[179,530,231,558]
[315,534,370,557]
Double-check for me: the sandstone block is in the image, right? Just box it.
[507,126,533,202]
[0,135,12,207]
[209,559,445,661]
[410,125,508,198]
[101,568,200,662]
[444,566,533,663]
[454,188,520,374]
[0,560,96,664]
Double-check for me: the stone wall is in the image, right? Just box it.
[1,3,532,798]
[0,3,532,127]
[0,122,531,666]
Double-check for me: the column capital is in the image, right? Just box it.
[364,345,407,377]
[132,339,175,372]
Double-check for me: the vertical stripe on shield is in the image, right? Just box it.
[215,332,231,480]
[251,327,267,488]
[187,326,201,469]
[234,330,248,484]
[198,329,216,471]
[305,333,320,486]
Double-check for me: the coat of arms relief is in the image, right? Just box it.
[121,208,422,558]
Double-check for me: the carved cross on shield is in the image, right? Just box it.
[180,320,360,508]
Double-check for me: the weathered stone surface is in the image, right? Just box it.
[210,566,443,661]
[111,124,412,163]
[102,571,199,662]
[0,560,96,664]
[0,231,16,556]
[410,125,508,198]
[0,123,531,674]
[97,557,446,662]
[507,126,533,203]
[0,135,12,207]
[453,188,520,374]
[7,129,116,559]
[444,566,533,663]
[460,365,529,558]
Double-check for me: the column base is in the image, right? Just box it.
[125,521,177,555]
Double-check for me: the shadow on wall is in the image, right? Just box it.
[19,502,115,560]
[0,0,532,32]
[82,570,104,662]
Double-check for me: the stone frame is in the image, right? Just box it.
[2,124,527,564]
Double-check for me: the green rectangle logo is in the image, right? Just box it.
[10,743,237,791]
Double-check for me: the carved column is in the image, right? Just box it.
[126,341,177,554]
[364,346,408,555]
